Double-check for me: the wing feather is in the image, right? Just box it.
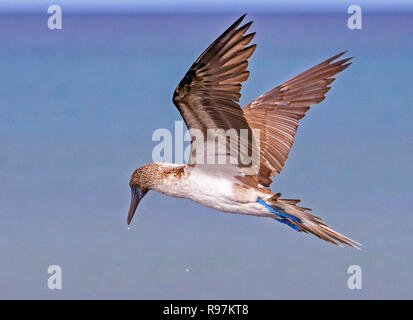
[243,52,352,187]
[173,15,258,170]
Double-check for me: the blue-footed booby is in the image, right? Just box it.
[127,15,360,248]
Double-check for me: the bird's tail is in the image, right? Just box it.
[264,193,361,249]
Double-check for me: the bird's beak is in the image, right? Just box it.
[127,187,144,226]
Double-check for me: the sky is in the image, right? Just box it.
[1,0,413,14]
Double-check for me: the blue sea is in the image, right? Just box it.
[0,12,412,299]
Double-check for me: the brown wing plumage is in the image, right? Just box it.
[243,52,353,187]
[173,14,257,167]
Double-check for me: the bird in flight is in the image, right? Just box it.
[127,14,360,248]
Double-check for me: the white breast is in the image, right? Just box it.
[155,165,270,217]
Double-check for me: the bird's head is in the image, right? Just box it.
[127,165,155,226]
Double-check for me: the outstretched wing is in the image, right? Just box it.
[173,15,257,169]
[243,52,352,187]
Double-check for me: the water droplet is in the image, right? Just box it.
[185,268,189,272]
[127,226,131,230]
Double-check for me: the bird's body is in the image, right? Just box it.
[126,15,361,249]
[148,163,270,217]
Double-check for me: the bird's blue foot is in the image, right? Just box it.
[256,198,301,231]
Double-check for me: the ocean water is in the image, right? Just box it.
[0,13,412,299]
